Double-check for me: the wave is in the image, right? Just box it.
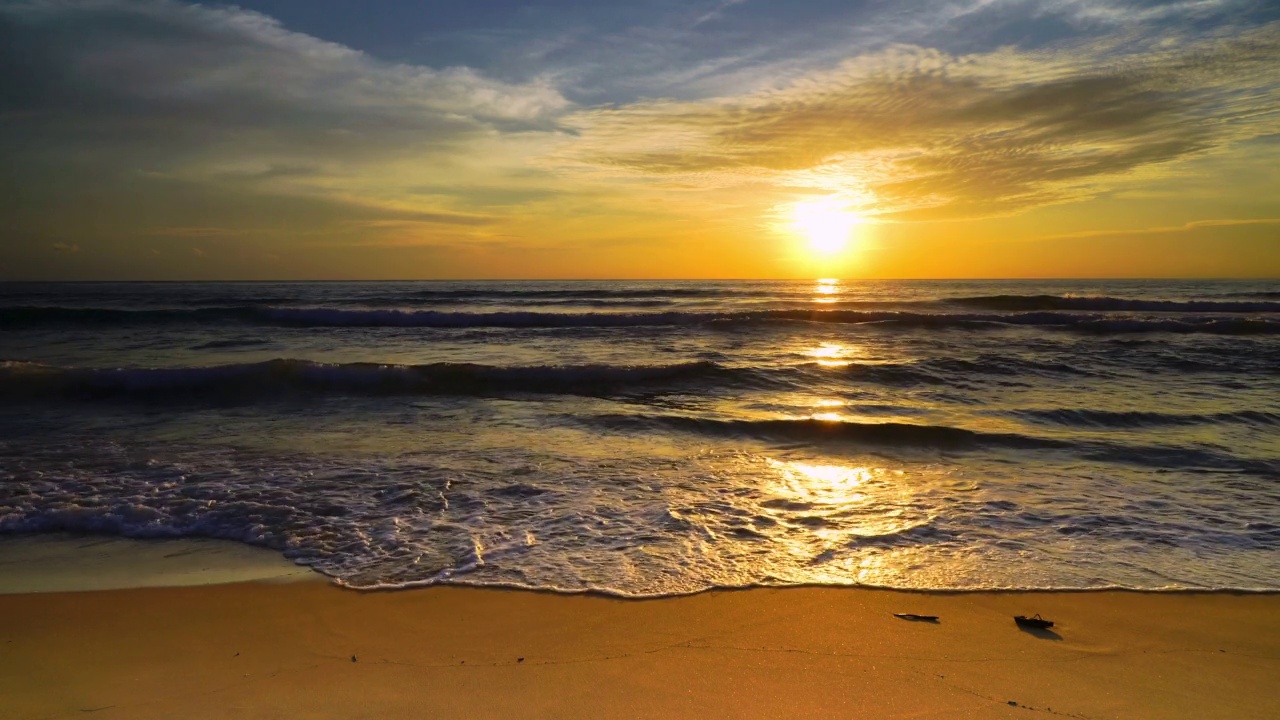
[589,414,1279,474]
[407,287,762,300]
[0,359,738,401]
[795,355,1094,386]
[7,305,1280,334]
[394,297,680,308]
[1008,408,1280,429]
[1213,291,1280,299]
[0,306,255,325]
[0,354,1112,403]
[190,337,273,350]
[949,294,1280,313]
[589,414,1070,450]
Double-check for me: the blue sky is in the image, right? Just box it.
[201,1,1280,110]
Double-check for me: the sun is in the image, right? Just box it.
[789,198,862,255]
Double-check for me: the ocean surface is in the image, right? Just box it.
[2,279,1279,595]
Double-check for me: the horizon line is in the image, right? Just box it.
[2,277,1278,283]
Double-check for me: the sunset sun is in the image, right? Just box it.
[790,198,863,255]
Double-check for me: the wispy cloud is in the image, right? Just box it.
[0,0,567,227]
[560,23,1280,220]
[1040,217,1280,241]
[692,0,750,28]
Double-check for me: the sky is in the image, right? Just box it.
[1,0,1278,280]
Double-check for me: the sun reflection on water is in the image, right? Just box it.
[772,460,873,503]
[813,278,840,303]
[767,459,883,507]
[805,341,859,367]
[763,458,925,555]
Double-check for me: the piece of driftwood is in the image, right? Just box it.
[893,613,939,622]
[1014,614,1054,629]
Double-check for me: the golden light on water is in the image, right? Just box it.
[764,459,924,561]
[810,398,846,420]
[813,277,840,303]
[806,341,855,367]
[769,459,873,505]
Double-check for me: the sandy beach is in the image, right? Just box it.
[1,539,1277,720]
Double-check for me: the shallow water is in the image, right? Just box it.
[2,279,1278,595]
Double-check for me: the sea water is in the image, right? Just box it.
[2,279,1278,595]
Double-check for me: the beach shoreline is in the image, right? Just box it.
[2,536,1277,719]
[0,533,314,594]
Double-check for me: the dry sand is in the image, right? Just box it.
[3,573,1278,719]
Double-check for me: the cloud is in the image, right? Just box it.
[1038,216,1280,241]
[0,0,566,129]
[560,22,1280,220]
[475,0,1267,106]
[51,242,79,254]
[0,0,567,223]
[692,0,750,28]
[1032,0,1240,25]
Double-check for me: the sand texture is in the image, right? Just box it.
[2,580,1277,719]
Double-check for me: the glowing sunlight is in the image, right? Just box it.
[789,198,863,256]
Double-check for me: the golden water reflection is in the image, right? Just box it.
[769,459,876,505]
[708,455,965,589]
[764,459,923,556]
[806,341,854,367]
[813,278,840,303]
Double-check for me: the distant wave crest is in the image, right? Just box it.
[950,294,1280,313]
[6,305,1280,334]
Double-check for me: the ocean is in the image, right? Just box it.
[2,279,1278,595]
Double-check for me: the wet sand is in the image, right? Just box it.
[0,534,311,593]
[2,571,1278,719]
